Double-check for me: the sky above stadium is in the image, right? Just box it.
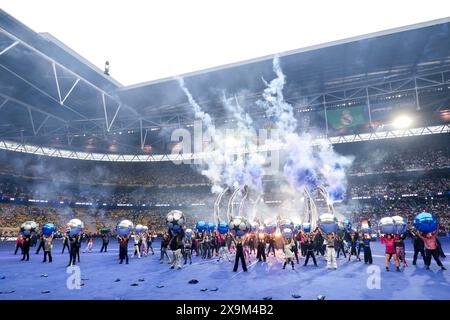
[2,0,450,86]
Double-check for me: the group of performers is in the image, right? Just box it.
[13,225,446,273]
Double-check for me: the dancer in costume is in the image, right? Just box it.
[118,234,130,264]
[347,232,361,262]
[132,232,141,258]
[160,233,171,264]
[380,233,400,272]
[100,233,109,253]
[61,233,70,254]
[394,233,408,268]
[409,227,425,265]
[42,234,53,263]
[21,235,31,261]
[232,236,248,272]
[418,230,446,270]
[363,233,373,264]
[282,238,295,270]
[14,234,23,255]
[303,233,318,267]
[217,233,231,263]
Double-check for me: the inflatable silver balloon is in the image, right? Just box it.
[20,221,38,236]
[302,222,311,233]
[229,216,250,237]
[135,224,145,234]
[185,228,193,240]
[278,218,293,230]
[263,218,277,234]
[282,227,293,239]
[379,217,395,234]
[318,213,338,233]
[166,210,185,233]
[66,219,84,236]
[116,219,134,236]
[392,216,407,234]
[249,221,259,232]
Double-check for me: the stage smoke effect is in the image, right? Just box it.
[257,56,354,214]
[316,140,354,203]
[176,78,265,195]
[256,55,297,135]
[222,93,264,192]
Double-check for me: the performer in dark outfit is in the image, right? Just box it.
[336,236,347,258]
[233,236,248,272]
[35,233,45,254]
[67,235,78,266]
[409,228,425,265]
[119,235,130,264]
[303,234,318,267]
[61,234,70,254]
[256,237,266,262]
[100,233,109,253]
[363,233,373,264]
[21,235,31,261]
[266,234,276,257]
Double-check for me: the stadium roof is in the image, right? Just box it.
[0,9,449,157]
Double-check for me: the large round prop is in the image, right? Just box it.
[207,222,216,232]
[282,227,293,239]
[379,217,395,234]
[218,221,229,235]
[278,219,293,231]
[318,213,338,233]
[166,210,185,233]
[392,216,407,234]
[229,216,250,237]
[413,212,439,234]
[135,224,145,234]
[42,223,56,237]
[302,223,311,233]
[249,221,259,232]
[66,219,84,236]
[20,221,37,236]
[185,228,193,240]
[116,219,134,236]
[264,219,277,234]
[343,219,352,231]
[360,219,371,234]
[196,220,207,233]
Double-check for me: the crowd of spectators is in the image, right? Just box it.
[348,177,449,198]
[1,197,448,237]
[0,135,448,237]
[0,136,448,188]
[1,175,447,207]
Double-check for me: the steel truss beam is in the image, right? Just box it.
[0,26,140,132]
[0,125,447,162]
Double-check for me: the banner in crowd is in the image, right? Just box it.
[326,105,368,130]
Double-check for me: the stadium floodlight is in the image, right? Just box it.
[392,115,413,128]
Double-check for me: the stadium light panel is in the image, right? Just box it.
[392,115,413,128]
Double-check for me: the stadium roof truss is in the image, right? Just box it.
[0,124,448,162]
[0,10,449,158]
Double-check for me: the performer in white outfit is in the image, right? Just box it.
[324,232,337,270]
[132,233,141,258]
[283,239,295,270]
[140,233,148,257]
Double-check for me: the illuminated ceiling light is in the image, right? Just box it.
[392,115,413,128]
